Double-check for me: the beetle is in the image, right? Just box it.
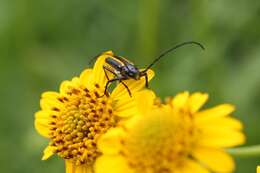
[102,55,148,97]
[92,41,205,97]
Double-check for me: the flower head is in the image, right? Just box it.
[95,90,245,173]
[34,51,154,173]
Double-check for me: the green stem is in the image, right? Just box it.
[227,145,260,158]
[138,0,160,60]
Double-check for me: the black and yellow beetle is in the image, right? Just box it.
[92,41,204,97]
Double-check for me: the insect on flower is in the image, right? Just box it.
[92,41,205,97]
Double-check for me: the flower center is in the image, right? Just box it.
[49,84,115,165]
[121,106,197,173]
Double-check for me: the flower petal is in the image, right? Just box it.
[94,155,134,173]
[171,91,189,109]
[115,105,138,118]
[40,91,63,110]
[113,96,138,118]
[40,99,62,111]
[34,121,50,137]
[35,110,51,119]
[34,112,51,138]
[196,117,243,130]
[181,159,210,173]
[98,128,125,154]
[188,92,208,113]
[257,166,260,173]
[111,69,154,99]
[42,91,60,99]
[59,78,80,95]
[195,104,235,123]
[65,160,92,173]
[92,51,114,87]
[72,77,81,86]
[60,80,73,94]
[79,69,93,89]
[135,90,156,116]
[42,146,56,160]
[123,116,141,131]
[192,147,235,173]
[198,128,245,148]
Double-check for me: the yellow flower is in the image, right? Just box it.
[34,51,154,173]
[95,90,245,173]
[257,166,260,173]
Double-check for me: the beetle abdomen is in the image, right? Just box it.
[105,57,124,71]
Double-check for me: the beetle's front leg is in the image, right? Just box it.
[119,81,132,97]
[102,66,120,96]
[140,71,149,88]
[103,65,119,80]
[144,73,149,88]
[103,77,123,97]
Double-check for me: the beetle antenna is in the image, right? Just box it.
[143,41,205,72]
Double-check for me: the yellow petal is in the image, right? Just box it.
[92,51,114,87]
[40,91,63,110]
[98,128,125,154]
[257,166,260,173]
[192,147,235,173]
[198,128,245,148]
[65,160,92,173]
[42,91,60,99]
[196,117,243,130]
[111,69,154,99]
[113,96,138,118]
[94,155,134,173]
[40,97,62,110]
[34,117,51,138]
[135,90,156,116]
[60,80,73,94]
[181,159,209,173]
[195,104,235,123]
[188,92,208,113]
[171,91,189,109]
[79,69,93,88]
[42,146,56,160]
[59,78,80,95]
[72,77,81,85]
[115,106,138,118]
[123,116,141,131]
[35,110,51,119]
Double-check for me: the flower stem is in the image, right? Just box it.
[138,0,160,60]
[227,145,260,158]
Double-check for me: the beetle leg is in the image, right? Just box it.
[102,66,120,96]
[140,71,149,88]
[144,73,149,88]
[103,76,132,97]
[103,65,117,81]
[103,77,123,97]
[103,66,132,97]
[119,81,132,97]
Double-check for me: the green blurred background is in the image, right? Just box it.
[1,0,260,172]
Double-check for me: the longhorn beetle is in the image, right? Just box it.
[92,41,205,97]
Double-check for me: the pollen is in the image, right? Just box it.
[120,105,198,173]
[49,84,115,166]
